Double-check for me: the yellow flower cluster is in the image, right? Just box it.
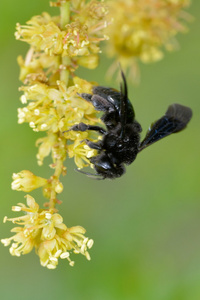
[1,195,93,269]
[15,1,108,169]
[18,76,99,168]
[105,0,191,79]
[15,0,109,70]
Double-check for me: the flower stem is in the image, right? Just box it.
[49,135,66,209]
[49,3,71,209]
[60,1,71,86]
[60,1,70,29]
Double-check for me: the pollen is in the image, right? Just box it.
[34,109,40,115]
[45,212,52,220]
[60,252,70,259]
[29,122,35,128]
[87,239,94,249]
[41,123,48,130]
[21,95,27,104]
[12,206,22,212]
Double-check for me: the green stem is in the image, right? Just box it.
[60,1,70,29]
[49,135,66,209]
[60,1,71,86]
[60,56,71,84]
[49,3,71,209]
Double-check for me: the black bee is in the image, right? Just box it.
[70,72,192,179]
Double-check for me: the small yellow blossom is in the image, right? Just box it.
[36,133,58,166]
[15,13,63,56]
[63,21,90,57]
[68,139,97,169]
[11,170,47,192]
[17,50,60,84]
[54,181,63,194]
[1,195,94,269]
[76,54,99,69]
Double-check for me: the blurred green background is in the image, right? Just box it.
[0,1,199,299]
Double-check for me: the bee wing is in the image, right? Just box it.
[139,104,192,151]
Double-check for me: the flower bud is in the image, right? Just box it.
[11,170,47,192]
[76,54,99,69]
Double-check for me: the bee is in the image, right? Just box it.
[70,72,192,179]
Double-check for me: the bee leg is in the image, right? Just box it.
[91,94,115,112]
[77,93,92,102]
[84,139,102,150]
[70,122,106,134]
[79,91,115,113]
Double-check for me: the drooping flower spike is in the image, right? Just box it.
[2,0,107,269]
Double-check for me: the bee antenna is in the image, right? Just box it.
[118,64,128,137]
